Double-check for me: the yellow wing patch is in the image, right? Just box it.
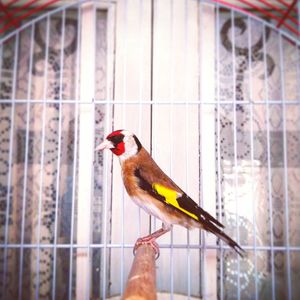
[152,183,198,221]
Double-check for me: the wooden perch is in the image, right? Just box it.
[122,244,157,300]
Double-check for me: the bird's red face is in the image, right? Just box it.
[106,130,126,156]
[94,129,125,156]
[95,129,142,158]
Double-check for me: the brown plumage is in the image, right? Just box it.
[96,129,245,257]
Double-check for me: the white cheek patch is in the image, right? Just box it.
[119,136,138,161]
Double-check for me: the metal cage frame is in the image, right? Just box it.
[0,0,299,299]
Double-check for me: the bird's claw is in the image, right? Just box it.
[133,238,160,260]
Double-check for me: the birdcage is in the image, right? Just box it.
[0,0,299,299]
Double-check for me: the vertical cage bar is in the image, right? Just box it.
[215,4,224,300]
[199,2,217,299]
[76,3,95,298]
[51,9,66,300]
[149,0,154,152]
[34,13,50,299]
[12,31,20,299]
[120,0,129,295]
[87,111,94,300]
[101,102,111,299]
[184,0,191,298]
[137,0,144,238]
[198,2,204,298]
[68,5,81,300]
[263,24,276,300]
[101,102,113,298]
[169,1,174,298]
[231,10,241,300]
[101,2,115,298]
[3,33,18,298]
[247,15,258,300]
[85,5,97,300]
[151,0,157,236]
[278,33,292,300]
[33,13,50,300]
[34,78,47,298]
[99,5,114,284]
[16,23,34,299]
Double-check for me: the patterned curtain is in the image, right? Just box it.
[217,12,300,299]
[0,6,108,298]
[1,10,79,299]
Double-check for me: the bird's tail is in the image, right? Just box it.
[205,223,245,257]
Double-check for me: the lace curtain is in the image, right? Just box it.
[0,9,107,299]
[218,13,300,299]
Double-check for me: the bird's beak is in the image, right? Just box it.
[95,139,114,151]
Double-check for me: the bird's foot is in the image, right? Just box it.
[133,237,160,260]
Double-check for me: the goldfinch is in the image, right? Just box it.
[96,129,244,257]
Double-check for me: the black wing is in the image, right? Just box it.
[134,168,224,228]
[134,168,245,257]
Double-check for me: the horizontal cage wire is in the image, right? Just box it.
[0,0,299,300]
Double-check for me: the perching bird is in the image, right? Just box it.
[95,129,244,257]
